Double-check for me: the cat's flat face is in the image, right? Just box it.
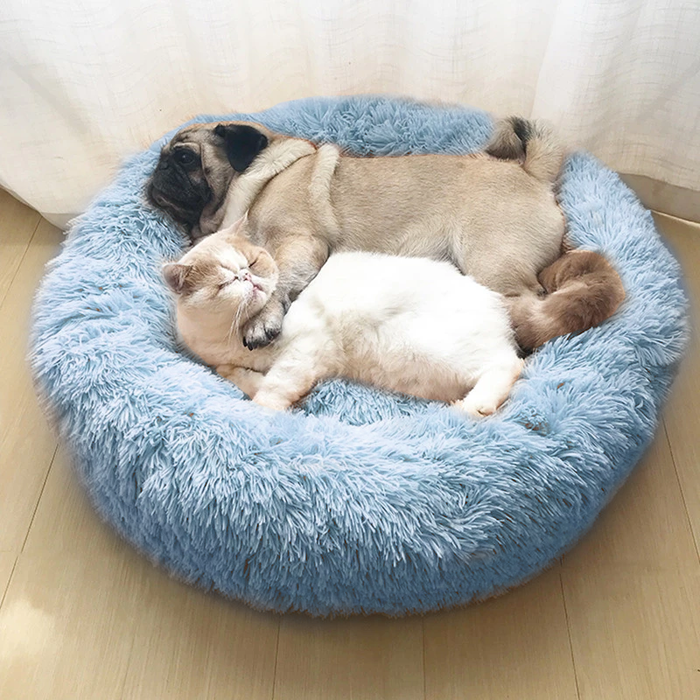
[163,226,278,325]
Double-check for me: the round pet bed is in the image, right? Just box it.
[30,97,688,616]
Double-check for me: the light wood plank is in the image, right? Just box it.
[0,188,41,308]
[654,214,700,553]
[274,613,424,700]
[0,218,62,551]
[0,554,16,604]
[121,573,279,700]
[562,428,698,571]
[0,551,145,700]
[562,566,700,700]
[23,446,127,558]
[424,567,579,700]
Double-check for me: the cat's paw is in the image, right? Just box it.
[217,365,264,398]
[215,364,237,380]
[242,304,284,349]
[452,396,498,419]
[253,391,291,412]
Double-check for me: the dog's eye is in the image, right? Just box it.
[174,150,197,167]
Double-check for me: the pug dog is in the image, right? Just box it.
[148,116,624,350]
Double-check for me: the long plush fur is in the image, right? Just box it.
[30,96,689,617]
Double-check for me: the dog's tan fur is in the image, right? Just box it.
[149,117,623,349]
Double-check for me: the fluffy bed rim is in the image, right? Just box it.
[30,96,689,616]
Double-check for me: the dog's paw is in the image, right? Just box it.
[242,305,284,349]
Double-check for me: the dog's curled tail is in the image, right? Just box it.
[485,116,565,185]
[509,250,626,350]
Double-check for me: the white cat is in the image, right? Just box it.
[163,222,524,417]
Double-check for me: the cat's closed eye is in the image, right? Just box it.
[217,268,238,291]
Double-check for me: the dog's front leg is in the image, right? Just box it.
[242,233,329,349]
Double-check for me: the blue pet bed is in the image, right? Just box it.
[31,97,688,616]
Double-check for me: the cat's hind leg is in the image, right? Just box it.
[454,357,524,418]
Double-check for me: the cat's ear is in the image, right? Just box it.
[220,212,248,238]
[162,262,193,294]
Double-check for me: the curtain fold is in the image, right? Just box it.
[1,0,698,225]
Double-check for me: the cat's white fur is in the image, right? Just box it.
[165,225,524,417]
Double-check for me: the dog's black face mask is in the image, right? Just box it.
[147,146,211,228]
[146,123,270,234]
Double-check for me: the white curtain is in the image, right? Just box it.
[1,0,698,227]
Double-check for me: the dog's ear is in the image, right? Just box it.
[162,262,193,294]
[214,124,269,173]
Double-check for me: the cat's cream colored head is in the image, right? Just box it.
[163,220,278,339]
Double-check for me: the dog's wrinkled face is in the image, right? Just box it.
[147,122,270,232]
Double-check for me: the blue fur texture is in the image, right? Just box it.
[30,96,689,616]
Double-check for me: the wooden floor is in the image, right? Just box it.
[0,187,699,699]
